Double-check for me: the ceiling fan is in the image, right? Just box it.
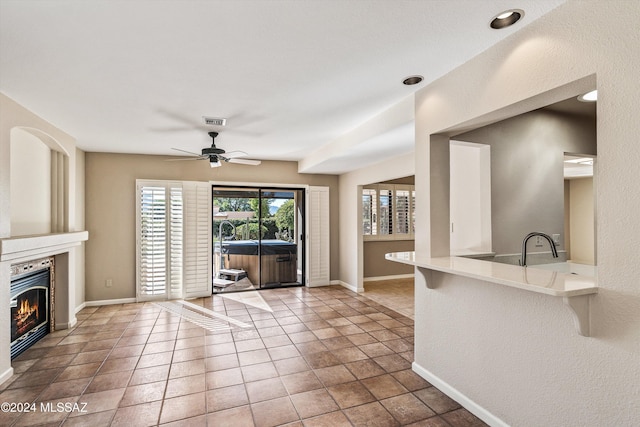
[170,132,262,168]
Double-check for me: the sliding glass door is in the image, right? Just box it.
[212,186,305,293]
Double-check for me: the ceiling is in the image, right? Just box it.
[0,0,566,174]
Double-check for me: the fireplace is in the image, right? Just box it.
[10,257,54,360]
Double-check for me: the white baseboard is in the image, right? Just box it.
[335,280,364,293]
[55,316,77,330]
[364,273,415,282]
[75,302,86,314]
[84,297,137,307]
[412,361,507,427]
[0,366,14,386]
[306,281,331,288]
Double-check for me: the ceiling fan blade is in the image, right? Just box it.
[223,150,249,159]
[227,158,262,166]
[165,157,204,162]
[171,147,202,156]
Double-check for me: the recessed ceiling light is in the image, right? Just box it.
[577,90,598,102]
[490,9,524,29]
[403,75,424,86]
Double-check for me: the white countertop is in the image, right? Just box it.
[385,251,598,297]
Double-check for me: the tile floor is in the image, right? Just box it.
[1,285,486,427]
[362,278,415,320]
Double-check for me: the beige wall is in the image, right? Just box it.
[564,179,571,257]
[84,152,339,301]
[363,240,414,278]
[75,148,86,306]
[568,177,595,264]
[413,1,640,426]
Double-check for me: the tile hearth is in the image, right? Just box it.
[0,286,486,427]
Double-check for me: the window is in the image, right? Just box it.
[362,184,415,240]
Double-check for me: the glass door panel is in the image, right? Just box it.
[259,189,304,288]
[212,187,259,293]
[212,186,305,293]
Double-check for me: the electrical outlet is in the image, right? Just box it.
[552,234,560,246]
[105,279,113,288]
[535,236,543,247]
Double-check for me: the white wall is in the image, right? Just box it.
[10,128,51,235]
[450,141,491,252]
[414,1,640,426]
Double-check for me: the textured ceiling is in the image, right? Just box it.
[0,0,566,173]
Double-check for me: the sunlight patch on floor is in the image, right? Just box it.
[177,299,252,328]
[153,300,251,331]
[220,290,274,312]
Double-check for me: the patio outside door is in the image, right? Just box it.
[212,186,305,293]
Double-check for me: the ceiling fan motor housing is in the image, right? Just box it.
[202,146,225,155]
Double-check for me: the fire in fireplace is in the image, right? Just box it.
[10,259,53,359]
[12,285,47,342]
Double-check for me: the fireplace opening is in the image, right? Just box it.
[10,259,54,359]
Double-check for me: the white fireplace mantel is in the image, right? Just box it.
[0,231,88,263]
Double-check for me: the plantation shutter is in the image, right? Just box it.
[395,186,410,235]
[136,181,183,301]
[169,186,184,299]
[182,181,212,298]
[307,186,330,287]
[378,186,393,236]
[362,187,377,236]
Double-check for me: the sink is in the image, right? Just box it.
[530,262,596,277]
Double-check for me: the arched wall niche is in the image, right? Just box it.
[10,127,69,236]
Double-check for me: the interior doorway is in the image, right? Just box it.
[212,186,305,293]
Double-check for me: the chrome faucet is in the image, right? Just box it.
[520,232,558,266]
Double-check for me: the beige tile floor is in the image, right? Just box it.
[0,285,485,427]
[362,277,415,320]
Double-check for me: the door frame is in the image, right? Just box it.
[211,181,308,290]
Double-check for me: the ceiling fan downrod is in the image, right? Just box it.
[202,132,225,156]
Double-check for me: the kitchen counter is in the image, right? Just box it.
[385,251,597,336]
